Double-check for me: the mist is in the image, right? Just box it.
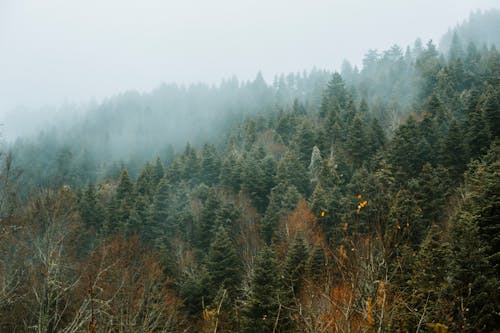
[1,0,499,139]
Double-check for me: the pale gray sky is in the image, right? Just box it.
[1,0,499,119]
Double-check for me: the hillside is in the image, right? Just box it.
[0,11,499,333]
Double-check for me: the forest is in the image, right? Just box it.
[0,9,499,333]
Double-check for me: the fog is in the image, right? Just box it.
[1,0,498,132]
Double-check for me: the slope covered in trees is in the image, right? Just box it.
[0,10,499,332]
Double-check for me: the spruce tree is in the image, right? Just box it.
[241,246,282,333]
[447,211,498,332]
[206,226,241,299]
[407,225,450,329]
[79,182,103,231]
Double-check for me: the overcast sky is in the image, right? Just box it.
[1,0,499,119]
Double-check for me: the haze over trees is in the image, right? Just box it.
[0,8,499,333]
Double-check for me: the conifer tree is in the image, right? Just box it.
[347,113,366,167]
[207,226,241,299]
[447,211,498,332]
[440,119,467,181]
[407,225,450,329]
[307,244,326,282]
[276,151,309,196]
[148,178,172,247]
[79,182,103,231]
[241,246,282,333]
[200,143,220,185]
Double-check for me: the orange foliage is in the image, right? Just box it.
[79,235,182,332]
[282,199,327,249]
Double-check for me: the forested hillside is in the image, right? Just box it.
[0,10,499,333]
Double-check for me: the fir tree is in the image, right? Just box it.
[241,246,282,333]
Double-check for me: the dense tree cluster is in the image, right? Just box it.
[0,11,499,332]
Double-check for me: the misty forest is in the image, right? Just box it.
[1,8,500,333]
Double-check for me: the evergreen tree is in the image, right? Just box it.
[407,225,450,328]
[481,86,500,139]
[195,189,221,251]
[104,169,135,235]
[276,151,309,196]
[281,237,308,331]
[439,119,467,181]
[148,178,172,247]
[79,182,103,231]
[447,211,499,332]
[346,113,367,167]
[200,143,220,185]
[241,246,281,333]
[206,226,241,299]
[307,244,326,282]
[262,183,300,244]
[465,109,490,160]
[151,156,165,187]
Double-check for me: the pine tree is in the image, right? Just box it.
[281,237,308,331]
[439,119,467,181]
[104,169,135,235]
[200,143,220,185]
[262,183,300,244]
[465,109,490,160]
[148,178,172,247]
[135,162,154,198]
[276,151,309,196]
[206,226,241,299]
[151,156,165,187]
[283,237,308,295]
[293,120,316,167]
[241,246,282,333]
[367,117,386,156]
[347,113,367,167]
[79,182,103,231]
[447,211,498,332]
[407,225,450,329]
[307,244,326,282]
[415,163,450,227]
[195,189,221,251]
[481,86,500,139]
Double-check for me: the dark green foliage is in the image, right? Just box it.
[465,109,490,160]
[367,117,386,156]
[293,120,316,167]
[241,246,282,333]
[179,267,211,316]
[387,189,424,248]
[200,144,220,185]
[276,151,309,196]
[390,116,427,179]
[440,119,467,180]
[447,211,499,332]
[195,188,221,251]
[261,183,300,244]
[283,237,308,295]
[3,19,500,331]
[415,163,450,226]
[79,182,103,231]
[104,168,136,235]
[148,178,173,246]
[307,245,326,282]
[481,86,500,139]
[281,237,308,331]
[241,150,277,212]
[206,226,241,298]
[219,149,242,192]
[346,113,367,167]
[407,225,451,328]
